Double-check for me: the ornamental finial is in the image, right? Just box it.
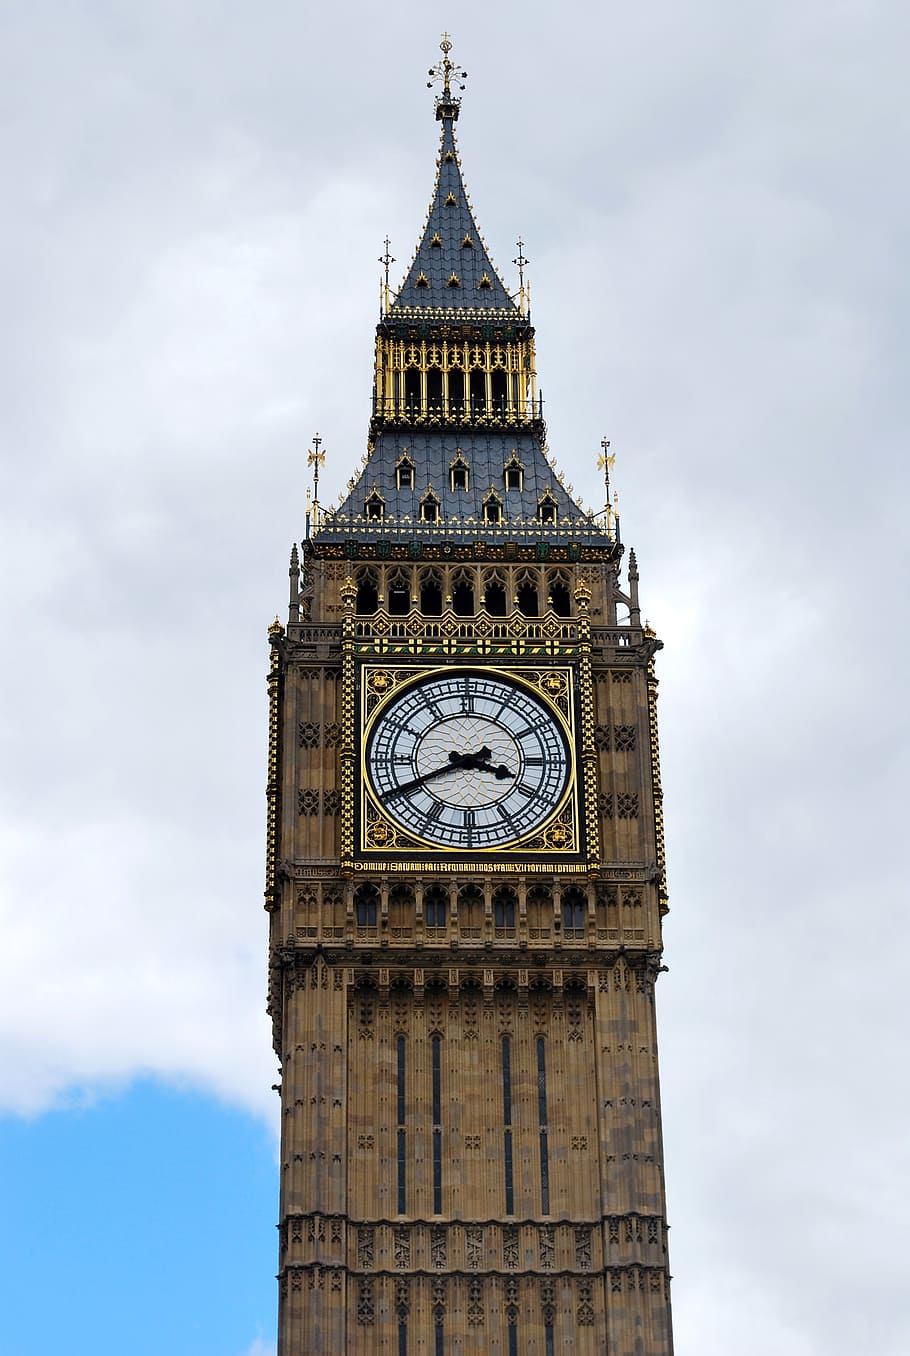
[428,33,466,119]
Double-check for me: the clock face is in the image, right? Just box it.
[365,671,571,849]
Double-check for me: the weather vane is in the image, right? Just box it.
[597,436,616,530]
[379,236,395,315]
[307,433,326,527]
[428,33,467,100]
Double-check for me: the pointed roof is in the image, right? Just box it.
[391,115,518,316]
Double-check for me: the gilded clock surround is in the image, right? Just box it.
[359,663,580,858]
[265,38,673,1356]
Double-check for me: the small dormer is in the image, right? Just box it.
[396,452,416,491]
[478,273,493,289]
[461,234,474,249]
[420,487,441,523]
[503,453,524,492]
[538,490,558,524]
[447,273,461,288]
[449,452,470,492]
[482,488,503,525]
[364,487,385,521]
[445,192,457,206]
[430,233,443,248]
[416,272,430,288]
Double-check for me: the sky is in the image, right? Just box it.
[1,1,908,1352]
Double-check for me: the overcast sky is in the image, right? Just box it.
[1,3,908,1353]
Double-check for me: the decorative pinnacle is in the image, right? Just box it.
[428,33,466,117]
[379,236,395,312]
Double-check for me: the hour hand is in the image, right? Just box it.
[462,749,514,780]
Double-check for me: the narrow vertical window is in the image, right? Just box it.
[434,1316,444,1356]
[502,1034,514,1215]
[545,1321,555,1356]
[508,1318,519,1356]
[397,1035,406,1213]
[537,1036,550,1215]
[432,1035,442,1214]
[398,1322,407,1356]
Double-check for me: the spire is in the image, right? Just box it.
[391,36,516,316]
[314,38,614,553]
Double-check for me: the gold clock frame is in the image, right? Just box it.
[354,662,583,868]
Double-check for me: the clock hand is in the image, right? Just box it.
[380,752,473,800]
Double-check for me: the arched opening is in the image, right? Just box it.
[483,574,507,616]
[426,369,443,412]
[404,368,420,415]
[470,371,486,418]
[493,886,517,931]
[452,570,475,616]
[448,368,465,414]
[424,884,448,929]
[516,572,539,617]
[354,883,379,927]
[420,571,443,616]
[388,571,410,615]
[355,569,378,614]
[491,370,508,416]
[457,883,483,937]
[549,574,572,616]
[561,886,587,934]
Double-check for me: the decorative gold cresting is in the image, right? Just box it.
[428,33,467,119]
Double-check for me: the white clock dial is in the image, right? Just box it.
[365,672,571,849]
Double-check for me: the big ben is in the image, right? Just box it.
[265,36,674,1355]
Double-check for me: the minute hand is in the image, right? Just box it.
[381,752,472,801]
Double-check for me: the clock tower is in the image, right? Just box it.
[266,37,674,1355]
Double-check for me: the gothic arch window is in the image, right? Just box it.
[424,884,448,929]
[355,568,379,615]
[420,488,440,523]
[451,568,475,616]
[365,488,384,521]
[548,570,572,617]
[389,883,415,932]
[527,883,553,935]
[503,454,524,491]
[449,453,470,492]
[482,571,507,616]
[387,569,411,616]
[457,883,483,937]
[420,569,443,616]
[396,454,415,490]
[561,885,587,934]
[493,886,517,932]
[354,882,379,927]
[538,491,558,524]
[515,569,540,617]
[482,489,503,525]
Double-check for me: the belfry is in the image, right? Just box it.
[266,36,674,1354]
